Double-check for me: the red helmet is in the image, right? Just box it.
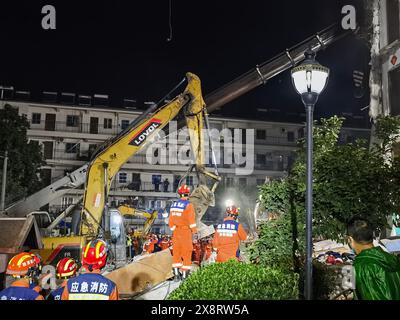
[56,257,78,279]
[226,206,239,215]
[6,252,39,277]
[178,184,190,195]
[82,239,107,271]
[30,253,42,270]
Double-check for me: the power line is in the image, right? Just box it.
[166,0,173,42]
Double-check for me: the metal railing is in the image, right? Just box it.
[255,136,298,146]
[29,120,125,135]
[115,181,175,193]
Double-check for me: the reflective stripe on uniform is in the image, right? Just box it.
[170,226,176,231]
[189,223,197,229]
[181,265,192,271]
[68,293,110,300]
[172,263,183,267]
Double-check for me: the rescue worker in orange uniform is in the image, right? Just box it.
[213,205,247,263]
[169,184,198,280]
[0,252,44,300]
[192,240,202,265]
[47,257,78,300]
[61,239,118,300]
[201,238,213,263]
[142,235,155,254]
[159,236,170,251]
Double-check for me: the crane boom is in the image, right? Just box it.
[204,23,355,112]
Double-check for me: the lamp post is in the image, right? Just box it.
[291,49,329,300]
[0,151,8,212]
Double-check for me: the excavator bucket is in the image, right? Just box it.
[189,184,215,239]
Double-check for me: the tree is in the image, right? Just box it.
[0,104,45,206]
[249,115,400,267]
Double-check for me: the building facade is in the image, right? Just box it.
[370,0,400,120]
[0,92,370,233]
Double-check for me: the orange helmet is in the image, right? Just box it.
[6,252,39,277]
[56,257,78,279]
[178,184,190,195]
[82,239,107,271]
[226,206,239,216]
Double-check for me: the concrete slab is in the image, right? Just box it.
[134,280,182,300]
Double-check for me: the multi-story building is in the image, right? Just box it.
[0,89,371,233]
[367,0,400,158]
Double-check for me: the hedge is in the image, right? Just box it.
[167,260,299,300]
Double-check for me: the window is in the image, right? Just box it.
[32,113,41,124]
[287,131,295,142]
[119,172,127,183]
[186,176,194,186]
[239,178,247,187]
[256,154,266,165]
[389,66,400,116]
[104,118,112,129]
[62,197,74,207]
[66,115,79,127]
[387,0,400,44]
[226,177,234,187]
[121,120,130,130]
[256,129,266,140]
[298,128,305,139]
[65,143,79,154]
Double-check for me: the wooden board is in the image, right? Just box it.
[104,249,174,296]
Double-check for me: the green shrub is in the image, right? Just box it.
[167,260,299,300]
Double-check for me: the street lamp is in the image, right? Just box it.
[291,49,329,300]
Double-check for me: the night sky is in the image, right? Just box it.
[0,0,370,126]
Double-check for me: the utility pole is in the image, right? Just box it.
[0,151,8,212]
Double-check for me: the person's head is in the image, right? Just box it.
[6,252,41,279]
[178,184,190,198]
[226,206,239,220]
[82,239,107,272]
[56,257,78,280]
[347,217,374,254]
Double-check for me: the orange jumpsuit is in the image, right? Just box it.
[202,241,213,261]
[169,198,197,271]
[192,242,202,264]
[143,239,155,254]
[159,239,170,250]
[213,217,247,262]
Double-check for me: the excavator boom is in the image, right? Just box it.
[80,73,219,239]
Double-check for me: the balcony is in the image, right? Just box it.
[255,136,297,146]
[116,181,176,193]
[30,120,125,135]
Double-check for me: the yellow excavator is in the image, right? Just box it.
[38,73,221,266]
[117,205,158,239]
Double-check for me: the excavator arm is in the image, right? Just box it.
[117,205,158,240]
[183,91,221,238]
[80,72,219,239]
